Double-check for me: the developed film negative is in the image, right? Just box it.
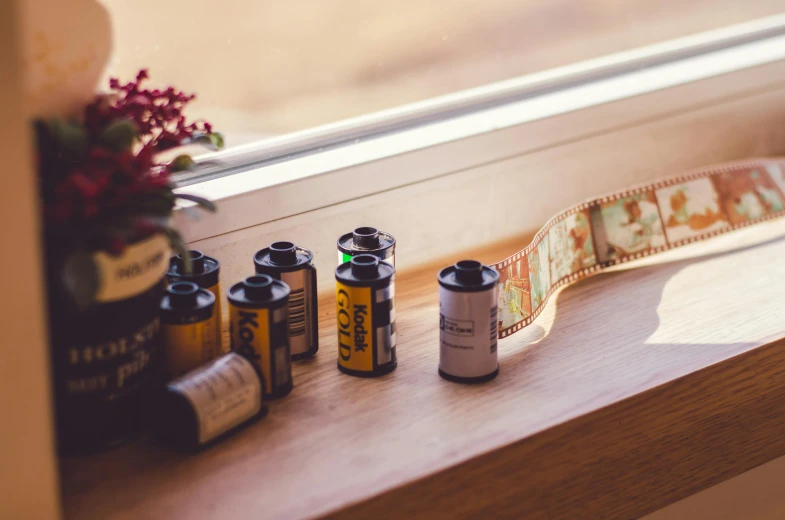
[495,158,785,339]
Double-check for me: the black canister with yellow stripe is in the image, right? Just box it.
[335,255,397,377]
[167,250,224,353]
[228,275,292,399]
[160,281,218,380]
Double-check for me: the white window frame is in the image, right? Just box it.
[173,14,785,280]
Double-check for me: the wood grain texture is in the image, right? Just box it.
[60,218,785,520]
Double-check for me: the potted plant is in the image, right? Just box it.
[36,70,222,455]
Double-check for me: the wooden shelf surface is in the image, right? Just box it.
[61,219,785,519]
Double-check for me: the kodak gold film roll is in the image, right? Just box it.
[335,255,397,377]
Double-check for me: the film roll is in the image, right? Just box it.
[335,255,397,377]
[337,226,396,266]
[167,250,224,354]
[160,281,218,380]
[227,275,293,399]
[438,260,499,383]
[254,242,319,360]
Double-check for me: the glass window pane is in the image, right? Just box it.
[102,1,785,148]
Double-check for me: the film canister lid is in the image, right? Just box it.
[353,227,380,249]
[335,254,395,285]
[168,250,220,288]
[337,227,396,254]
[438,260,499,292]
[227,275,290,308]
[160,281,216,322]
[254,241,314,272]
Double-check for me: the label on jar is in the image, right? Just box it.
[65,316,160,398]
[439,285,498,379]
[94,234,170,303]
[170,353,262,445]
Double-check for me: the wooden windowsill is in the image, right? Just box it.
[60,219,785,519]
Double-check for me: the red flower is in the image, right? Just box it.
[40,69,218,252]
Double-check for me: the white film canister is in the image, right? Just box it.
[438,260,500,383]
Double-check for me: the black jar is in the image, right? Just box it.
[47,235,168,455]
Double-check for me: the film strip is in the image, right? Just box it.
[494,157,785,339]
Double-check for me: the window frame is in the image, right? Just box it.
[175,15,785,244]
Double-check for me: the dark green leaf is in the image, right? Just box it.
[99,119,138,152]
[46,119,87,164]
[170,154,195,172]
[62,251,100,310]
[210,132,225,149]
[97,118,138,152]
[158,190,176,202]
[174,192,217,213]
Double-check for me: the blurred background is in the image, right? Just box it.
[103,0,784,147]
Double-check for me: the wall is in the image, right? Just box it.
[20,0,110,118]
[0,1,61,518]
